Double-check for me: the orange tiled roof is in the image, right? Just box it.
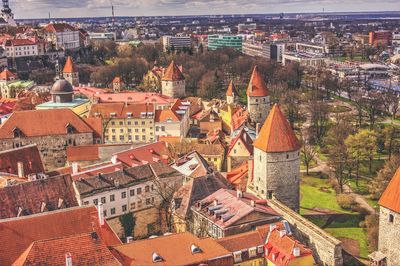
[89,103,155,119]
[226,80,237,96]
[13,233,121,266]
[246,66,269,97]
[0,206,121,266]
[379,167,400,212]
[63,56,76,73]
[0,144,44,176]
[111,232,231,266]
[155,109,180,122]
[0,109,94,139]
[43,23,76,33]
[253,104,300,153]
[162,61,185,81]
[226,162,249,190]
[112,76,121,83]
[67,145,100,162]
[0,68,17,81]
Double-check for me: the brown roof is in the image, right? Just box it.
[89,103,155,119]
[0,68,17,81]
[44,23,76,33]
[111,232,232,266]
[67,145,100,162]
[379,167,400,212]
[84,117,103,140]
[0,206,121,265]
[0,109,94,139]
[113,142,171,167]
[226,80,238,96]
[0,145,44,176]
[194,143,224,156]
[246,66,269,97]
[253,104,301,153]
[217,227,267,252]
[161,61,185,81]
[155,109,180,122]
[63,56,77,73]
[0,174,78,220]
[13,233,121,266]
[173,172,231,219]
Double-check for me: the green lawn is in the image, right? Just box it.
[325,227,368,259]
[347,178,370,195]
[300,156,318,171]
[300,175,352,214]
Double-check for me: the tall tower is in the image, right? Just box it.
[249,104,301,212]
[376,167,400,266]
[1,0,16,26]
[226,80,238,105]
[247,66,270,125]
[63,56,79,87]
[161,61,185,98]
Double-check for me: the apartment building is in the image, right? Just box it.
[162,35,192,52]
[208,35,243,51]
[4,39,43,58]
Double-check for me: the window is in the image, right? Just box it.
[134,121,138,125]
[389,214,394,223]
[138,200,142,208]
[112,129,116,133]
[146,198,151,205]
[141,121,145,125]
[249,247,257,258]
[111,208,116,215]
[101,197,106,204]
[267,190,273,199]
[122,205,127,212]
[110,194,115,202]
[233,149,237,154]
[156,126,159,131]
[142,135,146,141]
[93,199,98,205]
[161,126,165,131]
[142,129,145,133]
[130,189,135,196]
[145,185,150,192]
[137,187,142,195]
[119,121,123,126]
[121,192,127,199]
[130,202,136,210]
[233,251,242,263]
[83,201,89,205]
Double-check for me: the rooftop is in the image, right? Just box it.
[379,167,400,212]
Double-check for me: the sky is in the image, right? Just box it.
[10,0,400,19]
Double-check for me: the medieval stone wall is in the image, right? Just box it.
[269,199,344,266]
[247,96,270,124]
[162,80,185,98]
[0,133,93,170]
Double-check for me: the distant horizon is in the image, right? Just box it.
[9,0,400,20]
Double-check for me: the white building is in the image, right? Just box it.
[73,162,183,220]
[43,23,81,50]
[4,39,42,58]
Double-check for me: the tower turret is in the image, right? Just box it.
[226,80,238,104]
[63,56,79,87]
[161,61,185,98]
[247,66,270,125]
[249,104,301,212]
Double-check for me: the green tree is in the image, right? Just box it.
[369,155,400,199]
[119,212,136,239]
[384,125,400,160]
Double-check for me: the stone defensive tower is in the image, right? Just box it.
[247,66,270,125]
[161,61,185,98]
[226,80,238,105]
[249,104,301,212]
[375,167,400,266]
[63,56,79,87]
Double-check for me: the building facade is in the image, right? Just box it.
[44,23,81,50]
[161,61,186,98]
[208,35,243,51]
[162,35,192,52]
[247,66,270,125]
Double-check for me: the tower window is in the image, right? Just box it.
[389,214,394,223]
[267,190,273,199]
[286,154,289,159]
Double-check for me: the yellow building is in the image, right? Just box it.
[142,67,164,91]
[219,103,248,134]
[193,143,225,172]
[89,102,156,143]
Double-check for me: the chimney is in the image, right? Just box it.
[72,162,79,174]
[293,247,301,257]
[17,162,24,178]
[250,200,255,207]
[279,230,287,238]
[111,155,117,164]
[126,236,134,243]
[97,203,105,226]
[256,123,261,137]
[269,223,277,232]
[236,189,243,198]
[65,253,72,266]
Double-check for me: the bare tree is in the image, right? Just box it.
[301,140,317,175]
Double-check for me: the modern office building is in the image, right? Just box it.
[207,35,243,51]
[162,35,192,52]
[242,41,285,62]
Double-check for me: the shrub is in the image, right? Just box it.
[336,194,356,210]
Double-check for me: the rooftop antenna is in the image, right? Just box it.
[111,1,115,28]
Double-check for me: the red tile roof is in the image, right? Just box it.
[71,162,123,181]
[226,162,249,190]
[0,206,121,265]
[0,174,78,220]
[67,145,100,162]
[63,56,77,73]
[113,142,171,167]
[0,68,17,81]
[231,107,249,131]
[226,80,238,96]
[44,23,77,33]
[265,225,314,265]
[162,61,185,81]
[84,117,103,140]
[379,167,400,212]
[217,226,266,252]
[13,233,121,266]
[111,232,232,266]
[247,66,269,97]
[89,102,155,119]
[155,109,180,122]
[0,145,44,176]
[0,109,94,139]
[0,98,16,116]
[253,104,301,153]
[5,39,36,46]
[227,128,253,156]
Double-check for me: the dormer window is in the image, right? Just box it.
[152,253,163,263]
[110,112,116,118]
[13,127,23,138]
[66,124,75,134]
[191,244,202,254]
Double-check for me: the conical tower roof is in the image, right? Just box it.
[63,56,77,73]
[246,66,269,97]
[226,80,237,96]
[162,61,185,81]
[379,167,400,212]
[253,104,300,153]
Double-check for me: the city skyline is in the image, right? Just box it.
[10,0,400,19]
